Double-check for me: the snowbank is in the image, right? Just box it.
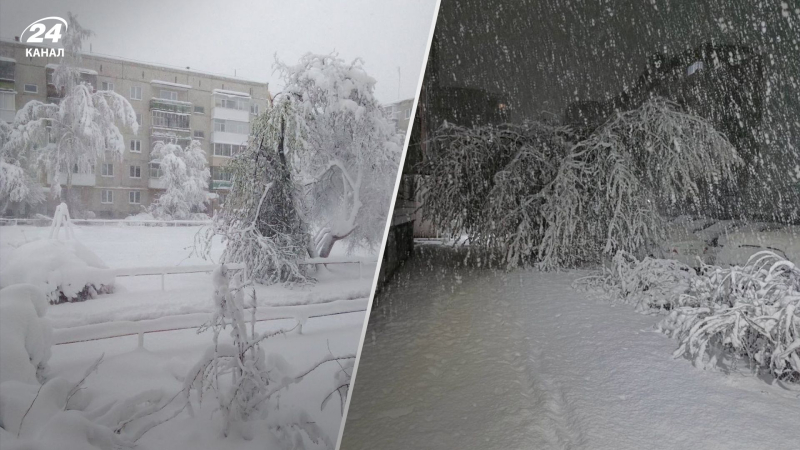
[0,239,115,304]
[0,285,51,385]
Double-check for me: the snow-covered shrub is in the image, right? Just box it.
[659,252,800,381]
[182,265,354,443]
[420,122,571,266]
[148,140,210,220]
[0,285,51,385]
[538,98,740,269]
[0,239,114,304]
[575,251,697,312]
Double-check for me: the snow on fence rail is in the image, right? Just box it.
[0,218,211,227]
[300,256,378,279]
[53,297,369,346]
[113,263,246,291]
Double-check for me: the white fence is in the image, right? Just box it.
[0,218,211,227]
[113,262,246,291]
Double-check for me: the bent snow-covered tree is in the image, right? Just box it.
[0,13,138,207]
[203,101,311,284]
[421,98,740,269]
[148,140,210,220]
[538,98,741,269]
[276,53,401,257]
[420,122,573,267]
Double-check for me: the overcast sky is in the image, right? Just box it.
[0,0,438,103]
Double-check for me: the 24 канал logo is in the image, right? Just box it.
[21,17,67,57]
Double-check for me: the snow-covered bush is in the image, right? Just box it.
[659,252,800,381]
[420,122,572,266]
[574,251,697,312]
[0,285,51,385]
[0,237,114,304]
[182,265,354,443]
[538,98,740,269]
[148,140,210,220]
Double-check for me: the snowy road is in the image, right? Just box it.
[340,245,800,449]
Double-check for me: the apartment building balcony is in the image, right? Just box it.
[150,98,193,114]
[211,180,232,190]
[148,177,167,189]
[47,171,96,187]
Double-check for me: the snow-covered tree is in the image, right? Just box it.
[420,121,572,267]
[0,13,138,207]
[277,53,401,257]
[421,98,740,269]
[201,53,399,284]
[148,140,210,220]
[538,98,740,269]
[201,101,311,284]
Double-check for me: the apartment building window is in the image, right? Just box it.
[129,165,141,178]
[129,191,141,204]
[213,119,249,134]
[405,108,412,119]
[250,103,259,115]
[215,95,249,110]
[24,84,38,93]
[152,110,190,129]
[149,163,163,178]
[160,89,178,101]
[101,81,114,91]
[72,164,95,174]
[193,105,205,114]
[136,113,142,126]
[0,92,14,109]
[211,166,233,181]
[130,85,142,100]
[193,130,205,139]
[101,163,114,177]
[130,139,141,152]
[213,142,245,157]
[101,190,114,204]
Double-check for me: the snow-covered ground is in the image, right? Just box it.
[340,245,800,450]
[0,224,374,449]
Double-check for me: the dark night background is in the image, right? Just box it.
[430,0,799,132]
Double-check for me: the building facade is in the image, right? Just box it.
[381,98,415,141]
[0,40,270,218]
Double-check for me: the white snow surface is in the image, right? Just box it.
[0,224,373,449]
[0,225,375,331]
[340,245,800,450]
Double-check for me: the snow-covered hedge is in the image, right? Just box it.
[0,239,114,304]
[659,252,800,382]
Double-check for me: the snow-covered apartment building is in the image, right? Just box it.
[0,39,270,218]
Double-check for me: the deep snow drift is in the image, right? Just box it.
[0,224,374,449]
[340,245,800,450]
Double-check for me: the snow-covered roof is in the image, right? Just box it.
[0,56,15,63]
[151,80,192,89]
[213,88,250,98]
[44,63,98,75]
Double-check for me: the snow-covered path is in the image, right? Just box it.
[340,246,800,449]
